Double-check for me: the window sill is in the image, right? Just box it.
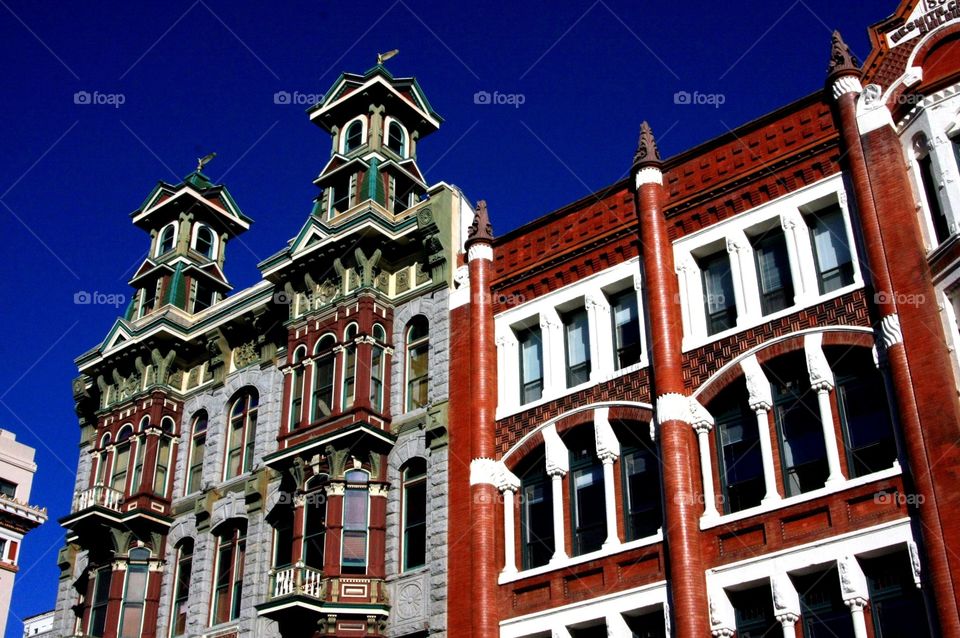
[681,281,864,353]
[700,463,901,530]
[496,358,649,420]
[497,530,664,584]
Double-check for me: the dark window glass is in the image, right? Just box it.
[344,121,363,152]
[834,348,898,477]
[713,384,765,513]
[622,443,662,540]
[213,527,245,624]
[119,549,150,638]
[863,551,931,637]
[341,470,369,570]
[519,450,553,569]
[0,480,16,499]
[518,327,544,404]
[158,225,175,255]
[610,289,642,369]
[919,154,950,244]
[563,308,591,387]
[753,228,795,315]
[225,390,258,479]
[171,543,193,637]
[402,460,427,571]
[273,506,294,568]
[730,584,778,637]
[193,282,215,313]
[769,355,828,496]
[566,427,605,555]
[387,121,405,156]
[289,351,305,430]
[312,348,335,420]
[807,206,854,294]
[794,568,855,638]
[88,567,111,637]
[186,412,207,494]
[624,610,668,638]
[370,345,385,413]
[303,489,326,570]
[406,317,429,410]
[194,226,215,259]
[700,252,737,335]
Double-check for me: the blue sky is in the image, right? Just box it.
[0,0,891,634]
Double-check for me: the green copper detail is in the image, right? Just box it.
[362,157,386,206]
[123,294,137,321]
[166,262,187,309]
[183,170,213,190]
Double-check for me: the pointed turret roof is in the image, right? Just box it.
[632,121,661,170]
[827,30,861,79]
[465,200,495,248]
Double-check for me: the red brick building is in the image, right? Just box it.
[55,1,960,637]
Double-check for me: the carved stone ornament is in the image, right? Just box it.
[632,120,661,168]
[465,199,494,248]
[827,30,860,77]
[233,341,259,369]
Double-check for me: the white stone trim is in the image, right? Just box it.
[804,332,835,390]
[593,407,620,461]
[857,84,897,135]
[467,243,493,262]
[655,393,690,425]
[831,76,863,100]
[740,355,773,410]
[634,166,663,187]
[469,458,500,486]
[878,313,904,348]
[542,424,569,477]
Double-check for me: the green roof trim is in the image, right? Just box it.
[362,157,385,206]
[123,295,137,321]
[183,170,213,190]
[165,262,187,309]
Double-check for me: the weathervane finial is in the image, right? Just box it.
[197,152,216,172]
[377,49,399,65]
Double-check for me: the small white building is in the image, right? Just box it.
[21,610,54,637]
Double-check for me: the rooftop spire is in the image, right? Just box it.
[827,30,860,78]
[632,121,661,170]
[465,200,494,248]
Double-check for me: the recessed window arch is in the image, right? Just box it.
[303,474,328,570]
[312,334,337,421]
[224,388,259,480]
[138,416,150,431]
[342,324,358,410]
[289,346,307,431]
[405,316,429,411]
[157,222,177,256]
[400,458,427,571]
[119,547,151,638]
[386,119,407,156]
[170,539,193,637]
[341,469,369,571]
[185,411,207,494]
[342,117,365,153]
[192,224,216,259]
[160,416,175,433]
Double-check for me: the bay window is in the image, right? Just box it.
[699,251,737,335]
[312,336,336,420]
[563,307,591,387]
[752,227,794,315]
[807,205,854,294]
[341,470,369,571]
[303,483,327,570]
[119,548,150,638]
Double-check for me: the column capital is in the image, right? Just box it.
[594,407,620,461]
[741,355,773,410]
[656,392,691,425]
[542,424,569,477]
[689,397,715,433]
[776,612,800,625]
[844,597,868,611]
[805,333,835,392]
[584,291,610,312]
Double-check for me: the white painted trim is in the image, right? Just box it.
[634,166,663,187]
[467,243,493,262]
[339,115,368,154]
[155,221,179,257]
[383,116,409,158]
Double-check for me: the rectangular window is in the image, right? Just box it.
[88,567,111,637]
[193,282,215,313]
[171,545,192,637]
[752,227,794,315]
[521,479,553,569]
[289,367,304,429]
[303,495,326,570]
[699,252,737,335]
[518,327,543,404]
[332,183,350,216]
[312,355,335,420]
[794,568,856,637]
[370,346,385,413]
[119,562,148,638]
[112,444,131,494]
[0,480,16,499]
[342,347,357,410]
[402,472,427,571]
[610,289,642,369]
[348,174,357,209]
[716,401,765,513]
[140,282,158,318]
[563,307,591,387]
[807,205,854,294]
[212,528,245,625]
[836,371,898,478]
[730,584,778,636]
[406,338,429,411]
[622,446,662,540]
[187,433,205,495]
[131,441,145,495]
[341,475,369,571]
[919,154,950,244]
[771,360,828,497]
[153,439,170,496]
[571,462,605,555]
[863,551,931,637]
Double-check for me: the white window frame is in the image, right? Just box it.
[339,115,368,154]
[383,116,408,157]
[155,221,179,257]
[673,176,863,351]
[190,223,219,260]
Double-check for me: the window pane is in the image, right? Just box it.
[623,447,662,539]
[809,206,854,294]
[700,252,737,335]
[564,308,591,387]
[572,463,605,554]
[313,356,335,419]
[303,496,326,569]
[753,229,794,315]
[403,479,427,570]
[522,481,553,568]
[919,154,950,244]
[611,290,642,369]
[770,362,827,497]
[518,328,543,403]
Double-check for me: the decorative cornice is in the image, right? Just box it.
[469,458,499,487]
[464,199,494,249]
[467,243,493,263]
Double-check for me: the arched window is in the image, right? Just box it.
[193,225,215,259]
[138,416,150,431]
[87,564,112,637]
[170,540,193,637]
[312,335,336,421]
[96,433,111,485]
[342,325,358,410]
[344,120,363,152]
[289,347,307,430]
[303,475,327,570]
[400,459,427,571]
[185,411,207,494]
[564,426,605,555]
[212,525,246,624]
[224,389,258,480]
[119,547,151,638]
[386,120,406,156]
[157,223,176,256]
[405,316,429,411]
[517,448,552,569]
[370,324,386,413]
[341,469,369,571]
[154,431,172,496]
[112,425,134,494]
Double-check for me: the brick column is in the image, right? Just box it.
[465,201,499,638]
[827,30,960,632]
[630,122,709,637]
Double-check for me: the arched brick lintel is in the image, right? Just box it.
[888,23,960,108]
[693,327,875,406]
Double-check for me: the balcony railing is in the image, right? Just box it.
[271,563,325,600]
[74,485,124,512]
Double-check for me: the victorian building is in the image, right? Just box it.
[55,1,960,637]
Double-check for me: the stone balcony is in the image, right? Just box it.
[73,485,123,512]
